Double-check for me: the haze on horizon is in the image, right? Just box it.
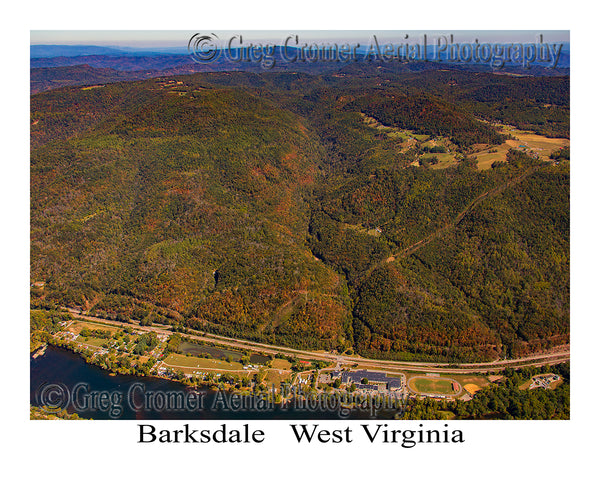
[31,30,570,49]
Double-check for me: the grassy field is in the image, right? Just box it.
[408,376,458,395]
[518,379,533,391]
[453,375,489,388]
[361,114,428,143]
[386,130,411,141]
[472,125,570,170]
[471,143,512,169]
[271,359,292,370]
[427,153,459,169]
[70,320,120,335]
[178,341,243,361]
[77,337,109,347]
[413,133,430,141]
[263,369,291,386]
[503,127,569,159]
[163,353,244,371]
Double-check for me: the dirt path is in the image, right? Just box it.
[392,165,540,260]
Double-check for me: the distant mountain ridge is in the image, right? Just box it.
[31,44,190,58]
[31,42,570,70]
[31,45,131,57]
[31,52,569,95]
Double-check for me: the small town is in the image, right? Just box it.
[36,310,565,414]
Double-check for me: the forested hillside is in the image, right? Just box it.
[31,68,569,361]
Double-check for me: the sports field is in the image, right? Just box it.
[408,376,460,395]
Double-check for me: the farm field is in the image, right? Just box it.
[472,125,570,169]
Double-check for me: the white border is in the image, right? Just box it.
[4,1,598,478]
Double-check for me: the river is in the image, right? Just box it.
[31,346,402,420]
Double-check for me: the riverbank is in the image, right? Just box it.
[31,345,400,420]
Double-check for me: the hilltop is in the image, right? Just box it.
[31,69,569,362]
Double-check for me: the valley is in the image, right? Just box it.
[30,62,569,398]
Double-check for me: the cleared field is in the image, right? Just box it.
[179,341,241,360]
[75,337,107,348]
[271,359,292,370]
[361,114,428,143]
[502,125,569,156]
[472,143,512,170]
[408,376,459,395]
[473,125,570,170]
[518,380,533,391]
[427,153,459,169]
[178,341,270,364]
[386,131,411,141]
[413,133,430,141]
[70,320,120,335]
[343,222,382,237]
[163,353,244,371]
[263,369,291,386]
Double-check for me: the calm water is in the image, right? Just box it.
[30,346,396,420]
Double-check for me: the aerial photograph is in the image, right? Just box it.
[30,30,570,421]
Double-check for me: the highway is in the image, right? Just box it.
[63,308,569,375]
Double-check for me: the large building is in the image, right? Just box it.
[331,370,404,391]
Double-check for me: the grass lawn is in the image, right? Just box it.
[163,353,244,371]
[409,376,457,395]
[271,359,292,370]
[71,320,120,335]
[76,337,108,348]
[264,369,291,386]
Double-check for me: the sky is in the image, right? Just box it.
[31,30,570,49]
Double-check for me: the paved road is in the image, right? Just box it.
[63,308,569,375]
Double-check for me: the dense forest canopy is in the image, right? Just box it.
[31,66,569,361]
